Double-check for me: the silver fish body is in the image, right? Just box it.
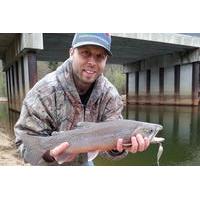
[21,119,164,165]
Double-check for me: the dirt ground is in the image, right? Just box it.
[0,127,26,165]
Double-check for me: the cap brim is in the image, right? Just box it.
[73,41,112,56]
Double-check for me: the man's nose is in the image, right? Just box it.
[87,55,97,65]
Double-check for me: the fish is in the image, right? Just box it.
[21,119,165,165]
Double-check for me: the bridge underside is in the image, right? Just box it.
[35,33,200,65]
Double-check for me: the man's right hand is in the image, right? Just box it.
[50,142,78,164]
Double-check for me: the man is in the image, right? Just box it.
[14,33,150,166]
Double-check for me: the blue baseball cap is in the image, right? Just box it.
[72,33,112,56]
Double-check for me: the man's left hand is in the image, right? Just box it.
[116,134,150,153]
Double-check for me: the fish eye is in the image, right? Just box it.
[149,129,153,132]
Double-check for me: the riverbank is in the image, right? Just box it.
[0,127,26,165]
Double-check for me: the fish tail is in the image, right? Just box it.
[22,135,47,165]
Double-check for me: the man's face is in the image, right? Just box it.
[70,45,108,85]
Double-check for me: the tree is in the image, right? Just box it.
[104,64,125,94]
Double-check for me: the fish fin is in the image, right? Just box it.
[76,122,96,129]
[88,151,99,161]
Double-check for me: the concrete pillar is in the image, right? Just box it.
[128,72,136,96]
[8,68,12,108]
[23,55,30,94]
[27,52,37,89]
[138,70,146,103]
[13,62,20,111]
[192,62,200,105]
[18,58,25,108]
[5,70,10,107]
[150,67,160,103]
[9,66,14,109]
[146,70,150,92]
[139,70,146,95]
[127,72,138,104]
[179,64,193,105]
[23,51,38,94]
[125,72,129,105]
[174,65,180,104]
[164,66,174,104]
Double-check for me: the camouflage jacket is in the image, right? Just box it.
[14,59,127,165]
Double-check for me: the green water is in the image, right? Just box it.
[95,105,200,166]
[1,103,200,166]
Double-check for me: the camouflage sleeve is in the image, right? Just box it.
[14,91,57,164]
[101,92,124,121]
[100,93,129,160]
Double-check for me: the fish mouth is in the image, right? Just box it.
[157,125,163,131]
[150,125,164,143]
[148,125,163,141]
[151,137,165,144]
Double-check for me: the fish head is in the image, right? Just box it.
[138,123,163,141]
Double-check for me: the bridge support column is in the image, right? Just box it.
[2,33,43,136]
[192,62,200,105]
[150,67,160,104]
[163,66,175,104]
[178,63,193,105]
[138,70,147,104]
[23,51,38,94]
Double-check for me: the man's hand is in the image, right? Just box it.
[50,142,78,164]
[116,134,150,153]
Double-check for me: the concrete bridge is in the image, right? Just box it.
[1,33,200,119]
[119,33,200,106]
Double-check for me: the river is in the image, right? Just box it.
[1,102,200,166]
[95,105,200,166]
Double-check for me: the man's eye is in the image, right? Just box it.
[96,54,106,61]
[81,50,90,57]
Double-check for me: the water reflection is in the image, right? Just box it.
[0,102,9,134]
[95,105,200,166]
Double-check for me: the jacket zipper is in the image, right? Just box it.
[83,104,86,122]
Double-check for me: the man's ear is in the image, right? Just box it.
[69,48,74,58]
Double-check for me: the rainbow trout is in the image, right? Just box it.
[21,119,165,165]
